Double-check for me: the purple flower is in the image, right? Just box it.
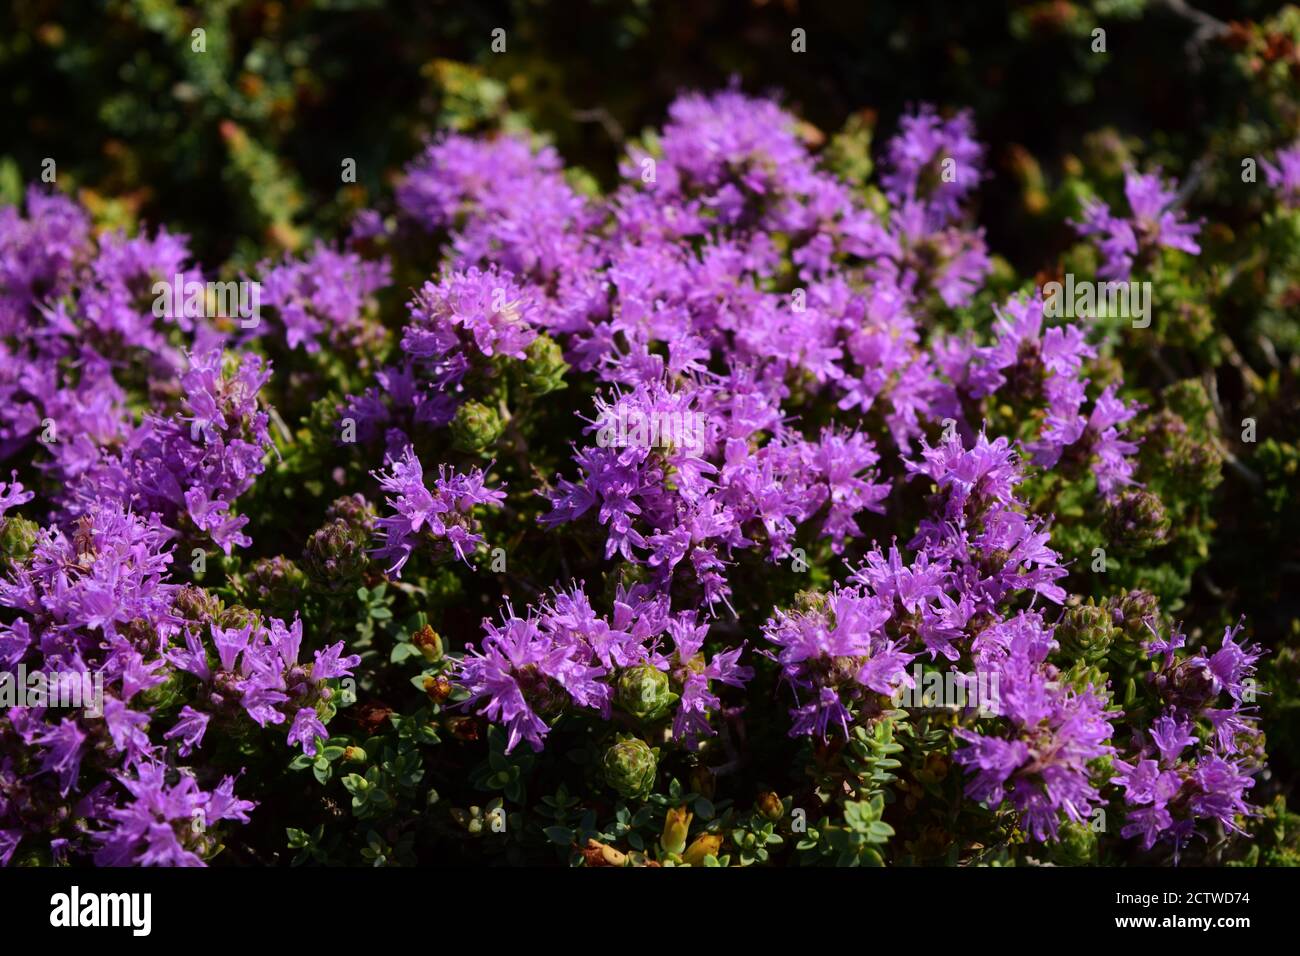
[457,604,611,754]
[882,105,985,228]
[406,266,538,361]
[1262,142,1300,208]
[255,242,390,352]
[954,614,1116,842]
[95,764,254,867]
[371,447,505,576]
[1114,621,1265,857]
[0,472,33,516]
[1073,168,1202,280]
[287,708,330,756]
[163,707,211,757]
[763,585,914,740]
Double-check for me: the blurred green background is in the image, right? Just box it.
[0,0,1281,269]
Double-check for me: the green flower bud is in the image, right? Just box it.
[1163,378,1216,431]
[1104,489,1170,552]
[450,400,506,456]
[615,664,673,720]
[0,515,39,569]
[521,334,568,396]
[216,603,262,632]
[242,556,308,616]
[1061,660,1108,696]
[300,394,347,458]
[1140,410,1223,499]
[1051,820,1099,866]
[1107,589,1160,662]
[139,670,187,711]
[601,736,658,799]
[303,518,369,592]
[1055,602,1116,663]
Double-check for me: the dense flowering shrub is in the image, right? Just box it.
[0,65,1296,866]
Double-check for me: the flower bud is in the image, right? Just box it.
[661,806,692,855]
[1162,660,1217,712]
[521,334,568,396]
[303,518,369,592]
[757,791,784,821]
[450,400,505,456]
[1105,489,1170,551]
[1052,820,1099,866]
[343,746,367,763]
[326,493,377,534]
[602,736,658,799]
[0,515,39,569]
[172,583,223,627]
[1062,660,1107,696]
[615,663,673,720]
[422,674,452,703]
[216,603,262,632]
[410,624,444,662]
[242,556,308,616]
[1055,602,1116,663]
[681,833,723,866]
[1140,409,1224,498]
[580,839,630,867]
[1107,589,1160,662]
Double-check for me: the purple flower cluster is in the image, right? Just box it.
[946,293,1141,497]
[0,188,228,487]
[70,349,274,554]
[255,242,390,353]
[168,615,359,757]
[954,612,1116,842]
[457,583,751,753]
[762,584,916,738]
[94,764,255,867]
[1073,168,1202,280]
[763,429,1115,840]
[543,377,890,611]
[371,446,505,576]
[1113,622,1264,859]
[342,88,1211,847]
[0,493,359,864]
[0,190,358,865]
[362,90,1135,510]
[342,265,542,452]
[1,83,1255,863]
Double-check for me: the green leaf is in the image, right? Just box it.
[544,826,573,846]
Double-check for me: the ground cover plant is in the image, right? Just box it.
[1,0,1299,867]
